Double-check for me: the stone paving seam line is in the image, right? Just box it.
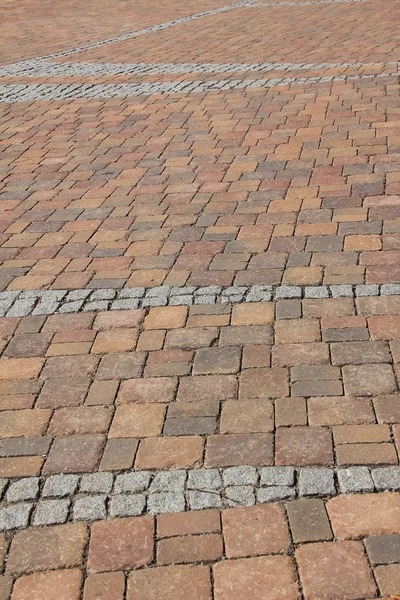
[0,59,397,78]
[0,284,398,317]
[0,466,397,530]
[28,0,260,62]
[0,71,395,102]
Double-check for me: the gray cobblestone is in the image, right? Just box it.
[42,474,80,497]
[257,486,296,503]
[7,478,39,502]
[372,467,400,491]
[0,503,32,530]
[0,479,8,500]
[381,284,400,296]
[114,472,151,493]
[260,467,295,487]
[149,471,186,492]
[223,466,258,486]
[1,283,400,316]
[83,300,110,312]
[169,295,193,306]
[330,285,354,298]
[32,301,60,315]
[187,470,222,490]
[58,300,84,313]
[275,286,302,299]
[110,494,146,517]
[6,299,36,317]
[111,299,139,310]
[73,495,107,520]
[33,499,70,525]
[355,284,380,297]
[298,468,336,496]
[91,289,117,301]
[141,297,167,307]
[225,485,255,506]
[305,286,329,298]
[337,467,374,493]
[148,491,185,514]
[188,490,222,510]
[80,472,114,493]
[66,289,91,301]
[118,287,145,298]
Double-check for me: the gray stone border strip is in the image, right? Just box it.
[2,59,394,78]
[0,284,398,317]
[0,71,395,102]
[0,466,398,530]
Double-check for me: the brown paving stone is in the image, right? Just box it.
[222,504,290,558]
[231,302,274,326]
[88,516,154,572]
[128,564,211,600]
[83,572,125,600]
[343,364,397,396]
[178,375,237,402]
[157,533,223,565]
[276,427,333,466]
[0,577,11,600]
[0,456,43,477]
[286,498,333,543]
[220,398,274,433]
[0,409,50,438]
[327,493,400,538]
[239,367,288,399]
[48,406,113,435]
[99,438,138,471]
[43,435,105,474]
[12,569,83,600]
[296,541,377,600]
[157,509,221,539]
[135,436,204,469]
[37,377,90,408]
[193,347,241,375]
[336,443,398,465]
[374,564,400,595]
[118,377,177,403]
[7,524,87,575]
[308,396,374,426]
[213,555,299,600]
[109,404,165,437]
[95,352,145,380]
[205,433,273,467]
[0,357,43,380]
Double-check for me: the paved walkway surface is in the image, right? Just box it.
[1,0,400,598]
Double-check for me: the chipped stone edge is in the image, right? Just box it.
[0,465,398,530]
[0,284,395,317]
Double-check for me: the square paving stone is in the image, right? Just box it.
[88,516,154,572]
[205,433,273,467]
[6,523,87,575]
[286,498,333,543]
[276,427,334,466]
[128,564,211,600]
[296,541,377,600]
[43,435,105,474]
[222,504,290,558]
[213,555,299,600]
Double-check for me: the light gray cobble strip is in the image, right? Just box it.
[0,283,394,317]
[0,466,399,530]
[1,58,394,78]
[0,71,394,102]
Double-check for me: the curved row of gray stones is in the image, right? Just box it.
[0,466,399,531]
[1,284,399,318]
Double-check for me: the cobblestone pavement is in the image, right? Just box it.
[1,0,400,597]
